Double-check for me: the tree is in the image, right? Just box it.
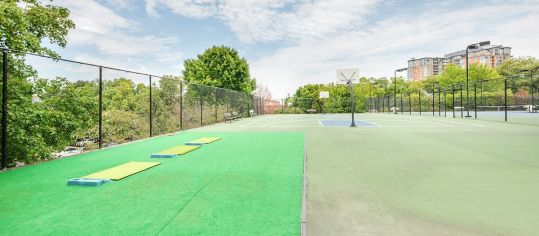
[183,46,255,94]
[0,0,75,56]
[0,0,74,167]
[254,81,272,100]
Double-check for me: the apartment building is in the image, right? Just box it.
[407,57,445,81]
[407,43,511,81]
[444,44,511,68]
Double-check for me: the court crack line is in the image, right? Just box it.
[156,175,220,235]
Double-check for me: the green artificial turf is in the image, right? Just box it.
[0,132,305,235]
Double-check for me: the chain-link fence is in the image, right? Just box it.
[0,49,263,169]
[367,75,539,125]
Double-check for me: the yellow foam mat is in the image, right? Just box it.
[159,145,200,155]
[82,161,160,181]
[188,137,222,144]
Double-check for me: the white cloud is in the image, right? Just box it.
[251,2,539,98]
[145,0,380,43]
[54,0,182,76]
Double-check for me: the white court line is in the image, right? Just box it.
[239,116,281,127]
[261,119,322,127]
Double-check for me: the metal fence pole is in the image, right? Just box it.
[460,83,463,118]
[98,66,103,149]
[419,91,422,115]
[444,89,447,117]
[438,86,441,116]
[179,82,183,130]
[149,75,153,137]
[432,84,435,116]
[200,93,203,126]
[1,49,8,169]
[452,84,455,118]
[474,81,477,119]
[504,78,508,122]
[214,90,218,123]
[400,93,403,115]
[409,93,412,115]
[382,96,385,113]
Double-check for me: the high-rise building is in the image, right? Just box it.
[406,43,511,81]
[444,44,511,68]
[407,57,445,81]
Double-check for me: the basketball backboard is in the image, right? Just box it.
[319,91,329,99]
[336,68,359,84]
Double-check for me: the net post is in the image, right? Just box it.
[98,66,103,149]
[400,93,403,115]
[504,78,508,122]
[1,48,8,169]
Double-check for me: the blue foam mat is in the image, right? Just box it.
[185,142,204,146]
[150,153,178,158]
[67,178,111,186]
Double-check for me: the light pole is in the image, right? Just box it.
[465,41,490,117]
[394,67,407,114]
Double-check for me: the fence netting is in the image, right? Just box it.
[0,50,262,168]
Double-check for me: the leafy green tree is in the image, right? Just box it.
[1,0,74,167]
[183,46,255,94]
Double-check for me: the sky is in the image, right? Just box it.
[50,0,539,98]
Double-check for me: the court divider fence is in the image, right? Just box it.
[0,49,265,169]
[366,74,538,125]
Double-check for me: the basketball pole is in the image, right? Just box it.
[341,72,357,127]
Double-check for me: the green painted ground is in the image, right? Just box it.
[0,132,304,235]
[194,114,539,236]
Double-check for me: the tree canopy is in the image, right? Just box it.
[183,46,255,94]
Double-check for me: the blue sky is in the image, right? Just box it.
[51,0,539,98]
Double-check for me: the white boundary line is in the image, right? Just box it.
[300,133,307,236]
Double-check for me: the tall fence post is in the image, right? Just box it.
[214,90,218,123]
[504,78,508,122]
[419,91,422,115]
[98,66,103,149]
[382,96,385,113]
[149,75,153,137]
[452,84,455,118]
[200,93,203,127]
[438,86,441,116]
[460,83,463,118]
[444,89,447,117]
[409,93,412,115]
[432,84,435,116]
[1,49,8,169]
[400,93,403,114]
[474,81,477,119]
[179,82,183,130]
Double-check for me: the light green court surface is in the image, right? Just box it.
[195,113,539,236]
[158,145,200,155]
[82,161,161,180]
[0,132,304,235]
